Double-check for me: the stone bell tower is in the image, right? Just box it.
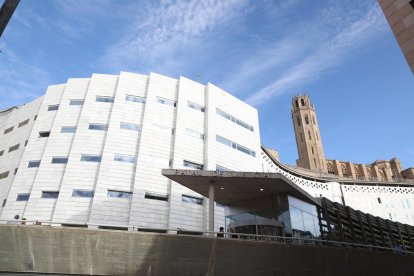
[291,95,327,172]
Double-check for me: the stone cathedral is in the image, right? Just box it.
[291,95,414,182]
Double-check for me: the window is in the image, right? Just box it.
[24,140,28,146]
[216,135,256,157]
[114,154,136,163]
[61,126,77,133]
[69,99,84,105]
[185,128,204,140]
[312,116,316,125]
[41,191,59,199]
[34,115,38,120]
[28,160,41,168]
[187,101,205,112]
[108,190,133,199]
[120,122,142,131]
[72,189,95,197]
[216,165,232,172]
[182,195,203,205]
[316,131,319,141]
[300,132,304,142]
[378,197,382,204]
[183,160,203,170]
[145,192,168,201]
[311,147,314,154]
[16,193,30,201]
[39,131,50,137]
[308,131,312,140]
[51,157,68,164]
[296,116,301,127]
[8,144,19,153]
[4,126,13,134]
[18,119,29,128]
[88,124,108,131]
[156,97,176,107]
[216,108,254,131]
[305,115,309,125]
[48,104,59,111]
[0,171,9,180]
[295,100,299,108]
[125,95,146,103]
[0,150,4,156]
[301,99,305,106]
[80,155,102,162]
[14,168,18,175]
[96,96,114,103]
[2,199,6,207]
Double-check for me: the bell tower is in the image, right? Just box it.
[291,95,327,172]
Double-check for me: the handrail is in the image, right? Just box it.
[1,219,412,255]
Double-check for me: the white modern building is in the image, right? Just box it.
[1,71,414,231]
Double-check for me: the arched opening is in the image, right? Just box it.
[305,115,309,125]
[301,98,305,106]
[297,116,301,126]
[295,100,299,108]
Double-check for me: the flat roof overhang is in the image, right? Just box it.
[162,169,321,207]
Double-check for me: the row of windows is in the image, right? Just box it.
[27,153,136,167]
[216,108,254,132]
[3,117,32,135]
[14,190,202,205]
[216,135,256,157]
[187,101,205,112]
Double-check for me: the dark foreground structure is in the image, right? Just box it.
[0,224,413,276]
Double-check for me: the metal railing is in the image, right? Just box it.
[1,219,412,255]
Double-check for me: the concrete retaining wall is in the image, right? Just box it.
[0,225,413,275]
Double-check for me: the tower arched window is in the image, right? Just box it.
[297,116,301,126]
[305,115,309,125]
[312,116,316,125]
[300,132,304,142]
[301,99,305,106]
[316,131,319,141]
[295,100,299,108]
[308,131,312,140]
[311,147,314,154]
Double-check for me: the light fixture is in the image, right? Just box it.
[260,188,264,191]
[220,187,224,190]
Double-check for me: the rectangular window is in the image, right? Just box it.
[120,122,142,132]
[61,126,77,133]
[0,150,4,156]
[156,96,176,107]
[107,190,133,199]
[8,144,20,153]
[14,168,18,175]
[69,99,84,105]
[80,155,102,162]
[34,115,38,120]
[96,96,114,103]
[2,199,6,207]
[48,104,59,111]
[39,131,50,137]
[182,195,203,205]
[41,191,59,199]
[183,160,203,170]
[88,123,108,131]
[216,135,256,157]
[216,165,232,172]
[51,157,68,164]
[24,140,28,146]
[72,189,95,197]
[28,160,41,168]
[145,192,168,201]
[216,108,254,132]
[3,126,14,134]
[187,101,205,112]
[125,95,146,103]
[185,128,204,140]
[114,154,136,163]
[16,193,30,201]
[0,171,9,179]
[18,119,29,128]
[378,197,382,204]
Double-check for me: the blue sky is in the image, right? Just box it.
[1,0,413,168]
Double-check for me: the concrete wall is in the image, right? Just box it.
[0,225,413,276]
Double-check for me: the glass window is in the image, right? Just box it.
[41,191,59,198]
[18,119,29,128]
[182,195,203,205]
[48,104,59,111]
[61,126,77,133]
[187,101,205,112]
[51,157,68,164]
[216,135,232,147]
[125,95,146,103]
[108,190,132,199]
[216,108,254,131]
[156,97,176,107]
[216,108,231,120]
[120,122,142,131]
[216,165,232,172]
[28,160,41,168]
[8,144,20,152]
[2,199,6,207]
[216,135,255,157]
[0,150,4,156]
[96,96,114,103]
[4,126,14,134]
[88,124,108,131]
[39,131,50,137]
[72,189,94,197]
[183,160,203,170]
[185,128,204,140]
[80,155,102,162]
[145,192,168,201]
[69,99,84,105]
[16,193,30,201]
[0,171,9,179]
[114,154,136,163]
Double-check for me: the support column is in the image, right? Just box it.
[209,183,215,236]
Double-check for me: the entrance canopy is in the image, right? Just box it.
[162,169,320,207]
